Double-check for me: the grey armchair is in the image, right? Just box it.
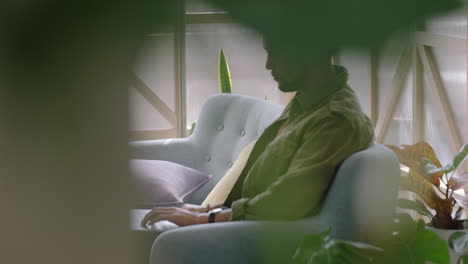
[129,93,401,264]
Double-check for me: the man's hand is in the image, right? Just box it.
[141,207,205,227]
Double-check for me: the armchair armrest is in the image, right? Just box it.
[129,137,198,169]
[150,219,329,264]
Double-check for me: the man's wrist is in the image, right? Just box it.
[196,213,209,224]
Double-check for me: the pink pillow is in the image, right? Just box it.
[130,159,212,208]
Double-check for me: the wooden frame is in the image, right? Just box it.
[416,31,466,52]
[418,45,463,156]
[412,45,424,143]
[371,31,466,172]
[375,46,412,143]
[130,74,177,127]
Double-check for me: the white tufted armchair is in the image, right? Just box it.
[129,93,284,204]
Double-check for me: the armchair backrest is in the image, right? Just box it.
[316,144,400,243]
[186,94,284,204]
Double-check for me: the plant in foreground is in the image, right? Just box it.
[292,213,450,264]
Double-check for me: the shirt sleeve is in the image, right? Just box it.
[230,114,370,221]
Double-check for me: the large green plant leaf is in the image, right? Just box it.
[427,144,468,174]
[386,142,443,186]
[400,169,442,209]
[292,230,328,264]
[292,229,382,264]
[218,49,232,94]
[377,213,450,264]
[398,198,434,219]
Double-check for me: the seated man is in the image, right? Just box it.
[141,35,374,226]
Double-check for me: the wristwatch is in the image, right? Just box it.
[208,208,223,223]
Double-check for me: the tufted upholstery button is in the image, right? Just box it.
[228,161,233,168]
[204,155,211,161]
[241,130,246,136]
[217,124,224,131]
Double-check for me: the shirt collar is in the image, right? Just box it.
[294,65,349,114]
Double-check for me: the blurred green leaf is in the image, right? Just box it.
[378,213,450,264]
[293,214,450,264]
[292,229,382,264]
[208,0,460,50]
[218,49,232,94]
[398,198,434,219]
[189,122,196,135]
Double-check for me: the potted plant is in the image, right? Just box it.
[386,141,468,262]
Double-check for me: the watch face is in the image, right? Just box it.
[209,208,223,214]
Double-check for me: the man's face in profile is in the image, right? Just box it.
[263,39,305,93]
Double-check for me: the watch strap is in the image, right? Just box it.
[208,208,223,223]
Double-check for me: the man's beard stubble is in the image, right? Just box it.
[276,75,305,93]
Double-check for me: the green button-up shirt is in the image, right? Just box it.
[225,66,375,221]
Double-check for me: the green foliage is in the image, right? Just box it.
[377,213,450,264]
[292,214,450,264]
[387,141,468,229]
[292,229,382,264]
[218,49,232,94]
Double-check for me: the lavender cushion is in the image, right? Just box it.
[130,159,212,208]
